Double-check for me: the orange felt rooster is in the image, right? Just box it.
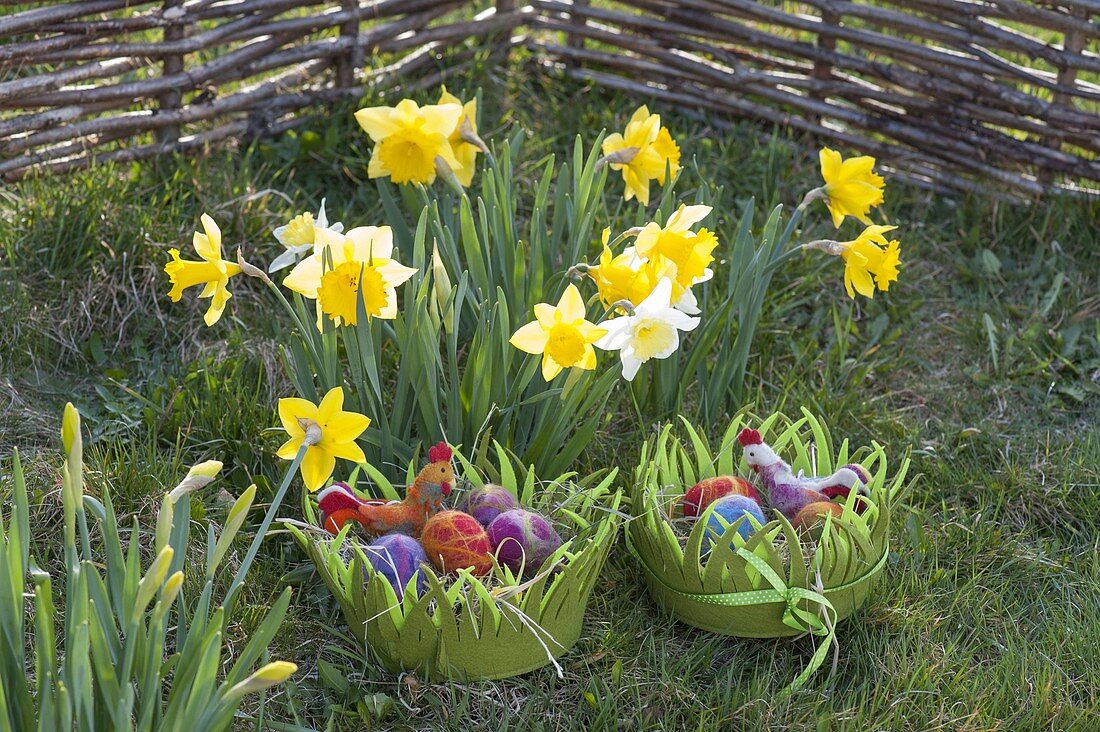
[316,442,455,536]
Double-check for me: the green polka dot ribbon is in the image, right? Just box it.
[632,538,889,694]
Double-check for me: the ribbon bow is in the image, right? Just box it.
[631,530,889,694]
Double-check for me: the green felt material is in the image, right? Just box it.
[627,409,910,692]
[289,443,622,681]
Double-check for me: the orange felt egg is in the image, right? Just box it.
[421,510,493,575]
[792,501,844,536]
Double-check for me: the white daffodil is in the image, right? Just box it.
[269,198,345,273]
[596,278,699,381]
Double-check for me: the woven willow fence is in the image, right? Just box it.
[1,0,1097,196]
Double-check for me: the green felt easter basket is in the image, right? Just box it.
[289,444,622,681]
[628,410,909,690]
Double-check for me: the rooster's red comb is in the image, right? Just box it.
[428,442,452,463]
[737,428,763,447]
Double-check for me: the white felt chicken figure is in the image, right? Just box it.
[737,428,870,520]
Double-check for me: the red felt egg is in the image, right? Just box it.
[682,476,759,517]
[421,510,493,575]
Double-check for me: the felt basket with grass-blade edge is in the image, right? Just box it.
[289,443,622,681]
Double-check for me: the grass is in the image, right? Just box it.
[1,60,1099,731]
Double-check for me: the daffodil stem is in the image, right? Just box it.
[759,238,815,276]
[569,229,639,279]
[600,300,635,320]
[262,279,325,376]
[779,186,826,249]
[223,442,306,618]
[606,229,639,249]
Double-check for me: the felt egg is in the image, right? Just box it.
[792,501,844,537]
[682,476,759,517]
[486,509,563,574]
[421,510,493,575]
[364,534,427,601]
[701,495,766,553]
[843,463,872,485]
[458,484,520,527]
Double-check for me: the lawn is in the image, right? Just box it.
[2,62,1099,731]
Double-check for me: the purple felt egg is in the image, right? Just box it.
[364,533,427,600]
[458,484,520,527]
[486,509,562,574]
[842,463,871,485]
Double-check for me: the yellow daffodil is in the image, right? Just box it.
[510,284,608,381]
[165,213,242,326]
[819,147,885,228]
[838,225,901,299]
[355,99,462,185]
[602,105,681,206]
[588,228,671,309]
[283,226,417,327]
[269,199,343,273]
[276,386,370,491]
[439,88,480,187]
[631,204,718,312]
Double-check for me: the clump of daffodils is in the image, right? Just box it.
[161,89,905,421]
[601,105,680,207]
[587,206,716,379]
[805,149,902,299]
[354,89,484,187]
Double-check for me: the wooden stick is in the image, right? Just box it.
[2,0,1097,195]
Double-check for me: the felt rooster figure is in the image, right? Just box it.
[737,428,869,520]
[316,442,455,536]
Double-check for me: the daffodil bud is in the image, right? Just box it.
[168,460,223,503]
[434,155,465,194]
[431,244,453,323]
[209,484,256,575]
[61,402,81,455]
[154,495,174,555]
[133,546,174,621]
[60,403,83,548]
[160,571,184,608]
[226,661,298,700]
